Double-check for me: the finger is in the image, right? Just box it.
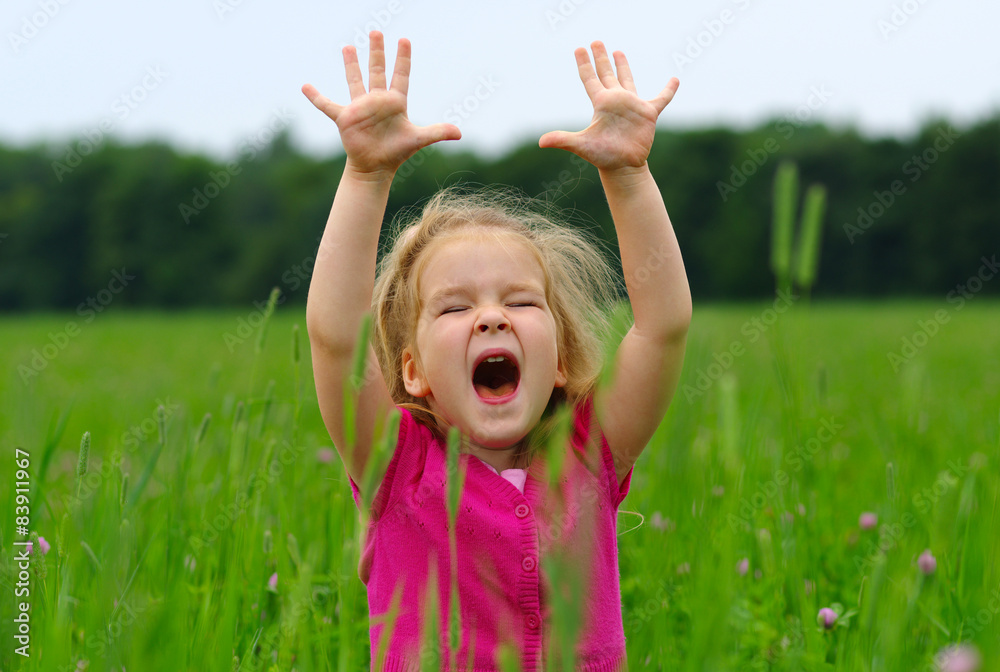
[343,45,366,99]
[590,41,619,89]
[301,83,344,121]
[612,50,636,93]
[368,31,387,90]
[538,130,580,151]
[650,77,680,115]
[414,122,462,147]
[574,47,602,103]
[389,38,411,97]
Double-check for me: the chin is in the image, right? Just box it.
[467,420,530,450]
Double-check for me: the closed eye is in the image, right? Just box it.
[507,303,537,308]
[441,306,467,315]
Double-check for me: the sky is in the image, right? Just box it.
[3,0,999,161]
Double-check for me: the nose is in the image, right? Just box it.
[475,305,509,333]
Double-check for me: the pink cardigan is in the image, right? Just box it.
[349,396,632,671]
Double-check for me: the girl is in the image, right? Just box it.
[302,31,691,671]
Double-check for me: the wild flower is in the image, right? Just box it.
[650,511,674,532]
[918,549,937,575]
[859,512,878,530]
[817,607,837,629]
[737,557,749,576]
[935,643,981,672]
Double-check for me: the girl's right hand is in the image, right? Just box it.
[302,31,461,180]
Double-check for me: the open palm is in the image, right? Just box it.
[539,42,679,170]
[302,32,460,177]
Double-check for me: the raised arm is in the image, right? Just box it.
[539,42,691,486]
[303,32,460,488]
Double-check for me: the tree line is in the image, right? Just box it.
[0,114,997,310]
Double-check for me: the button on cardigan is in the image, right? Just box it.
[349,395,633,671]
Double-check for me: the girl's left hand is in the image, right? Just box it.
[539,41,678,171]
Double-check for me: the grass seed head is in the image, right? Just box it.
[77,431,91,477]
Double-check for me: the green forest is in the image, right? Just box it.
[1,114,997,310]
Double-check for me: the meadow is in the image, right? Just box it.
[1,300,998,671]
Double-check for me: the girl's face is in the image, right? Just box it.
[402,233,567,453]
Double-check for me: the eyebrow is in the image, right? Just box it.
[426,282,545,307]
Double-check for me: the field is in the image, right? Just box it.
[1,301,998,671]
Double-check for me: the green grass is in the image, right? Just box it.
[1,301,998,671]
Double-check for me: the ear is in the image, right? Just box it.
[554,356,568,389]
[402,346,431,397]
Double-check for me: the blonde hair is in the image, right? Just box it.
[372,184,619,438]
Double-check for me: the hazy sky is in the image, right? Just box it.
[3,0,998,160]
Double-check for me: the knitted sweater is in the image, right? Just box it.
[349,396,632,671]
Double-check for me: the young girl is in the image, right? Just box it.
[302,31,691,671]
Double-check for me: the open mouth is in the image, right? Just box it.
[472,355,520,399]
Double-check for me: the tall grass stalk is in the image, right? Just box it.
[794,184,827,301]
[248,286,282,396]
[292,323,302,446]
[771,161,798,296]
[445,426,467,670]
[75,430,90,499]
[343,313,373,465]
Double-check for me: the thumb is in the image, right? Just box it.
[651,78,680,115]
[539,130,582,152]
[301,83,343,122]
[415,123,462,148]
